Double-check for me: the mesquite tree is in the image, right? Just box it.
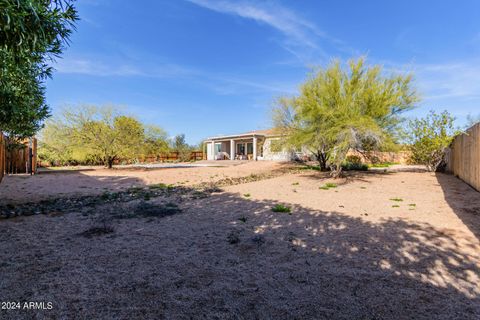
[273,58,418,176]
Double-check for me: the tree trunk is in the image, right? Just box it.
[107,157,115,169]
[316,151,329,171]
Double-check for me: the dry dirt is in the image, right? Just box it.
[0,161,285,204]
[0,163,479,319]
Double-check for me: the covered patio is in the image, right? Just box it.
[205,131,268,161]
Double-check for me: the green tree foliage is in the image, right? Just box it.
[0,0,78,137]
[408,110,460,172]
[171,134,193,161]
[273,58,418,176]
[38,105,170,168]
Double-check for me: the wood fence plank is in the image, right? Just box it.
[447,123,480,191]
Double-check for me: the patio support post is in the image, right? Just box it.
[211,141,216,160]
[253,136,257,161]
[230,139,235,160]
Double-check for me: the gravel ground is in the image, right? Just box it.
[0,167,479,319]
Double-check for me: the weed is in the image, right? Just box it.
[392,205,400,208]
[292,182,299,186]
[243,193,251,198]
[148,183,168,190]
[320,183,337,190]
[360,186,367,189]
[272,204,291,213]
[390,198,403,202]
[408,203,416,207]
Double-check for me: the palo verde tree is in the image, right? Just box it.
[0,0,78,138]
[408,110,460,172]
[273,57,418,176]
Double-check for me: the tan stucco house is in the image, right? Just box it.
[204,129,303,161]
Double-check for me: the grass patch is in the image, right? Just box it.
[148,183,174,190]
[392,205,400,208]
[320,182,337,190]
[369,162,398,168]
[360,186,367,189]
[408,203,416,207]
[292,182,299,186]
[243,193,251,198]
[272,204,291,213]
[390,198,403,202]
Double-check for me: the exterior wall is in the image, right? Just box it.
[260,137,295,161]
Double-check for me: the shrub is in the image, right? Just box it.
[341,161,368,171]
[408,110,460,172]
[272,204,291,213]
[345,155,362,164]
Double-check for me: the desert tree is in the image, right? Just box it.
[0,0,78,138]
[273,57,418,176]
[408,110,460,172]
[48,106,145,168]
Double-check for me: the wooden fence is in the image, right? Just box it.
[0,134,37,182]
[446,122,480,191]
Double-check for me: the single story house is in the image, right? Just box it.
[204,129,306,161]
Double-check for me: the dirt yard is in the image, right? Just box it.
[0,163,479,319]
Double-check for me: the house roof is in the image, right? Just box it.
[206,128,280,141]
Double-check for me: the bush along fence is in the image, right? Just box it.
[0,134,37,182]
[446,122,480,192]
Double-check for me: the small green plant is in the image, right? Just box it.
[408,203,416,207]
[272,204,291,213]
[320,183,337,190]
[390,198,403,202]
[243,193,251,198]
[369,162,398,168]
[360,186,367,189]
[292,182,299,185]
[392,204,400,208]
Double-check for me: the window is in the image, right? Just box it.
[215,143,222,153]
[236,143,245,155]
[247,142,253,154]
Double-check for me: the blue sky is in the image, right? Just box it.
[46,0,480,144]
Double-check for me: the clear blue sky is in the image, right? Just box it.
[46,0,480,144]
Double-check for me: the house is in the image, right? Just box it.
[204,129,304,161]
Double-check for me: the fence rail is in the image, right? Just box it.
[446,122,480,192]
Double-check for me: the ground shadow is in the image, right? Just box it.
[0,181,478,319]
[436,172,480,241]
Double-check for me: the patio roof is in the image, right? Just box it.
[206,128,280,141]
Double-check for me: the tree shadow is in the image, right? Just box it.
[436,172,480,241]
